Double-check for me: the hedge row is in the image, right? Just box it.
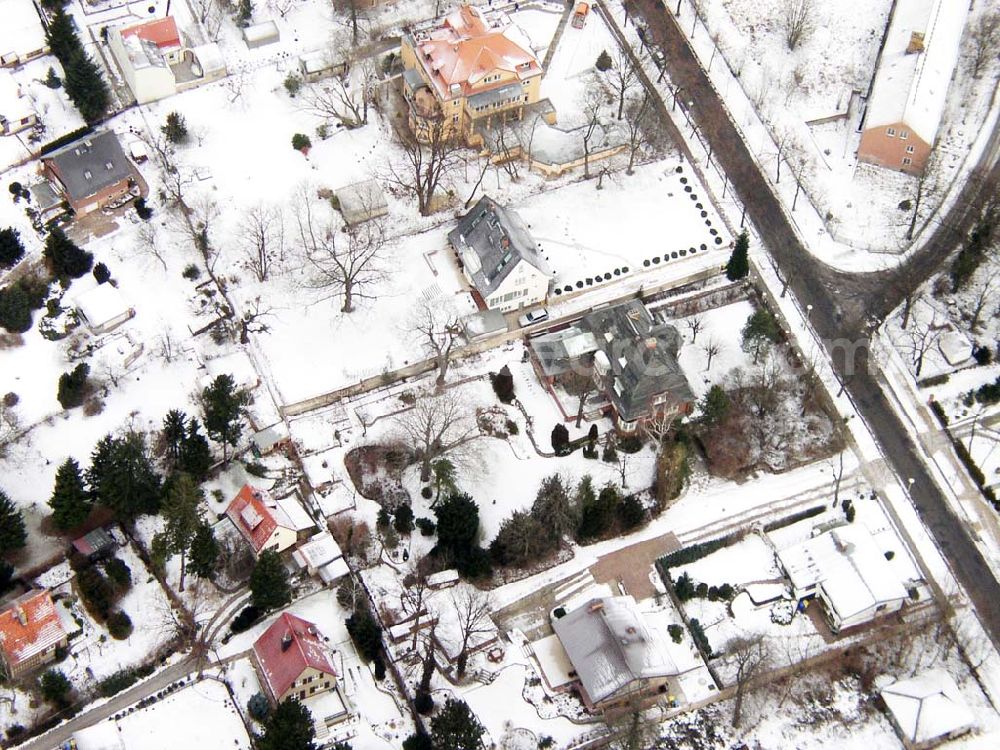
[763,505,825,533]
[97,663,156,698]
[657,532,740,574]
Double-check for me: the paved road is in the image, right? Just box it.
[628,0,1000,643]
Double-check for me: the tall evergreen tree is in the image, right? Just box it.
[202,374,247,463]
[431,698,485,750]
[257,699,315,750]
[62,49,110,124]
[49,458,91,531]
[250,550,291,612]
[0,227,26,268]
[188,523,219,580]
[44,227,93,278]
[725,230,750,281]
[0,489,27,555]
[161,112,188,144]
[531,474,578,546]
[89,431,162,520]
[85,434,115,502]
[45,7,81,64]
[153,473,204,591]
[179,418,212,480]
[161,409,187,467]
[433,492,479,559]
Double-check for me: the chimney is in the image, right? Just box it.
[281,631,293,651]
[15,606,27,627]
[644,337,657,350]
[906,31,925,55]
[588,601,605,614]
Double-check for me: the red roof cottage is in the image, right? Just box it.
[225,485,299,557]
[252,612,337,703]
[0,590,68,679]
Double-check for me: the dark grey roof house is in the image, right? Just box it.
[447,196,551,311]
[587,300,693,425]
[530,299,693,429]
[41,131,139,215]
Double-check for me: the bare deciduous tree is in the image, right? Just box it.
[901,310,943,378]
[385,117,462,216]
[240,204,285,282]
[396,390,480,481]
[300,62,376,130]
[411,299,463,388]
[560,368,596,428]
[604,47,643,121]
[0,398,18,457]
[643,408,678,444]
[781,0,816,51]
[450,586,494,679]
[623,93,657,176]
[969,11,1000,77]
[685,315,704,343]
[703,336,722,370]
[729,634,771,728]
[962,270,999,332]
[239,297,274,344]
[581,91,605,179]
[296,190,387,313]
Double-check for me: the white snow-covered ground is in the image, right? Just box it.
[71,678,251,750]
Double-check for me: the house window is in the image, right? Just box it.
[900,130,909,139]
[452,115,458,123]
[299,690,306,699]
[324,681,331,688]
[902,157,912,166]
[905,145,914,154]
[886,127,896,137]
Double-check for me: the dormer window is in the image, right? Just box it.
[84,170,92,180]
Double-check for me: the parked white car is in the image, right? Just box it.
[518,308,549,327]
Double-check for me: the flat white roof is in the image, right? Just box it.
[881,669,974,744]
[864,0,969,144]
[531,633,576,689]
[74,284,133,330]
[0,0,47,61]
[191,42,226,74]
[275,493,315,532]
[243,20,280,43]
[293,531,343,570]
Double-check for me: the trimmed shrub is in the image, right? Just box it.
[107,609,133,639]
[231,604,262,634]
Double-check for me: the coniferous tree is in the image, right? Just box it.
[49,458,91,531]
[89,431,162,520]
[595,50,613,71]
[161,112,188,144]
[0,489,27,555]
[62,49,111,123]
[44,227,93,279]
[188,523,219,580]
[431,698,485,750]
[45,7,80,64]
[725,230,750,281]
[531,474,577,546]
[161,409,187,467]
[179,418,212,480]
[92,262,111,284]
[202,374,247,463]
[0,227,25,268]
[550,423,569,455]
[153,473,204,590]
[236,0,254,27]
[57,363,90,409]
[433,493,479,559]
[250,550,291,612]
[257,699,315,750]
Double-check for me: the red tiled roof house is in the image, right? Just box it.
[252,612,338,703]
[225,485,299,557]
[0,590,68,679]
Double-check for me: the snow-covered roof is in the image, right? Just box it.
[43,130,135,204]
[292,531,343,571]
[203,350,259,391]
[427,569,460,588]
[73,283,134,331]
[243,20,280,44]
[448,195,551,297]
[0,0,47,63]
[253,612,337,700]
[881,669,974,744]
[531,633,576,689]
[778,525,909,620]
[863,0,969,144]
[552,596,678,704]
[0,589,67,669]
[337,179,388,224]
[251,421,290,453]
[937,329,971,367]
[0,70,33,125]
[190,43,226,75]
[462,309,508,339]
[275,493,315,532]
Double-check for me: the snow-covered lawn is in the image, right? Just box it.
[71,678,251,750]
[675,299,756,399]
